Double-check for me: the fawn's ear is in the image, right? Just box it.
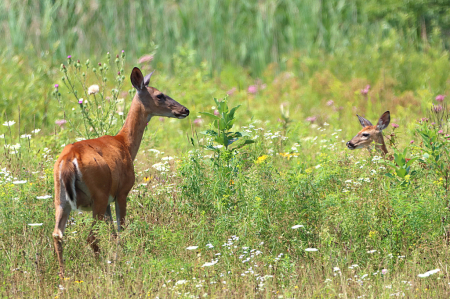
[357,115,373,127]
[143,70,155,87]
[377,111,390,130]
[130,67,145,91]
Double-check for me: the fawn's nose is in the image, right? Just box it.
[182,107,189,116]
[346,141,355,149]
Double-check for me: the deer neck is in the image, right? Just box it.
[374,133,388,155]
[116,97,151,161]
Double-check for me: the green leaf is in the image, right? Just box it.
[199,112,219,119]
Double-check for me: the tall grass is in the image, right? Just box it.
[2,0,445,75]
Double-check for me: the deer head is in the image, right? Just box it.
[130,67,189,119]
[346,111,390,154]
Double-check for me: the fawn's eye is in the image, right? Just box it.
[156,94,165,100]
[362,133,370,137]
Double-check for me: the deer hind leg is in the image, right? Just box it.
[53,204,71,279]
[87,192,109,255]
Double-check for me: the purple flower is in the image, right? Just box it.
[306,116,316,123]
[435,95,446,102]
[193,118,203,126]
[55,119,67,127]
[214,110,219,116]
[381,269,388,275]
[138,55,154,64]
[122,50,125,53]
[67,55,71,59]
[433,104,443,113]
[247,85,257,94]
[360,85,370,96]
[227,87,237,96]
[54,84,59,89]
[326,100,334,106]
[391,123,399,128]
[438,130,444,134]
[410,140,414,144]
[78,99,83,104]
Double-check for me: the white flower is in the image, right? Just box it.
[0,134,4,138]
[88,84,100,95]
[206,243,214,248]
[3,121,15,127]
[31,129,41,134]
[36,195,52,199]
[201,259,218,267]
[20,134,31,139]
[186,246,198,250]
[175,280,187,285]
[28,223,43,226]
[418,269,440,278]
[152,162,168,172]
[291,225,304,229]
[161,156,174,161]
[305,248,318,252]
[315,164,321,169]
[367,250,377,254]
[333,267,340,272]
[13,180,27,184]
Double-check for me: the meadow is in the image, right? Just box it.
[2,1,450,298]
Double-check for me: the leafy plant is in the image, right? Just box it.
[52,51,130,139]
[384,147,417,186]
[199,97,254,153]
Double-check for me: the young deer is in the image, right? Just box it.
[52,67,189,279]
[346,111,390,154]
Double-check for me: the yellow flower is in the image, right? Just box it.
[143,176,151,182]
[75,280,84,283]
[256,155,269,164]
[305,168,313,174]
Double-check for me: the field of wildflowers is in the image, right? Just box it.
[2,1,450,298]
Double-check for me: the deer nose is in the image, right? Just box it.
[182,107,189,116]
[346,141,354,149]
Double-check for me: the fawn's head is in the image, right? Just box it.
[130,67,189,119]
[346,111,390,154]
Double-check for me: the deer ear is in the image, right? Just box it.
[143,70,155,87]
[377,111,390,130]
[357,115,373,127]
[130,67,145,90]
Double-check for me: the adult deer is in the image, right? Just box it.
[346,111,390,154]
[52,67,189,279]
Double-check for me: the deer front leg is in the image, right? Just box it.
[87,195,109,255]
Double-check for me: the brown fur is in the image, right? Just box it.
[52,67,189,279]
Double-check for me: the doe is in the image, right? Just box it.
[52,67,189,279]
[346,111,390,154]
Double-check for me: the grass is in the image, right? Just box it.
[2,1,450,297]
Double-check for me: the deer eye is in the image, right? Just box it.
[362,133,370,137]
[156,94,165,100]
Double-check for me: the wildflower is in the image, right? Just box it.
[418,269,440,278]
[74,280,83,283]
[3,121,15,127]
[201,259,218,267]
[78,98,83,104]
[206,243,214,248]
[0,134,4,138]
[20,134,31,139]
[55,120,67,127]
[88,84,100,95]
[381,269,388,275]
[138,55,154,64]
[175,280,187,285]
[193,118,203,126]
[438,130,444,134]
[305,248,318,252]
[433,104,443,113]
[36,195,52,199]
[31,129,41,134]
[214,110,219,116]
[306,116,316,123]
[227,87,237,95]
[13,180,27,184]
[291,225,304,229]
[256,155,268,164]
[143,176,151,182]
[391,123,399,129]
[410,140,414,144]
[326,100,334,106]
[28,223,43,226]
[435,95,446,102]
[54,84,59,89]
[367,250,377,253]
[247,85,257,94]
[186,246,198,250]
[360,84,370,96]
[67,55,71,59]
